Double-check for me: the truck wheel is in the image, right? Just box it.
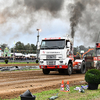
[76,61,86,74]
[42,69,50,75]
[64,63,73,75]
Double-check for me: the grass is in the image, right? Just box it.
[0,62,38,64]
[2,85,100,100]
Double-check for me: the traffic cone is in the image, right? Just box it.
[60,80,64,91]
[66,81,70,92]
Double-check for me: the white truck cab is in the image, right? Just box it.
[39,37,86,75]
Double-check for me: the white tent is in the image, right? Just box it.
[15,53,23,56]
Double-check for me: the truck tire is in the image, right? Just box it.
[64,63,73,75]
[76,61,86,74]
[42,69,50,75]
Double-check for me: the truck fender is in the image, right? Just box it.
[74,60,86,74]
[65,58,73,65]
[73,59,83,68]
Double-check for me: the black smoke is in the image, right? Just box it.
[69,0,100,45]
[0,0,64,31]
[24,0,64,16]
[0,0,64,45]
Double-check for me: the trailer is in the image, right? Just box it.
[39,37,86,75]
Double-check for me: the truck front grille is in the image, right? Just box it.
[46,55,56,59]
[46,60,56,65]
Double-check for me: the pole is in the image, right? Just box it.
[36,29,41,61]
[37,30,39,60]
[13,47,14,62]
[37,29,41,60]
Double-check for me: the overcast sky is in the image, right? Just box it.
[0,0,100,48]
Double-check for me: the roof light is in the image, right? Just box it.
[44,37,61,40]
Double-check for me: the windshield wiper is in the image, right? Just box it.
[41,46,49,49]
[50,46,60,49]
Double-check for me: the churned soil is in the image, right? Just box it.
[0,67,87,99]
[0,63,39,67]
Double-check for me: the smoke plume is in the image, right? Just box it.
[0,0,64,36]
[69,0,100,45]
[1,0,100,47]
[0,0,64,46]
[0,0,64,24]
[24,0,64,16]
[69,2,85,38]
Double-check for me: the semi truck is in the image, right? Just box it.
[39,37,86,75]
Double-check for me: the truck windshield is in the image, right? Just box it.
[97,49,100,56]
[41,39,65,49]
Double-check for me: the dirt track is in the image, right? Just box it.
[0,63,39,67]
[0,64,87,99]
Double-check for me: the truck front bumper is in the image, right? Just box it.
[39,65,68,69]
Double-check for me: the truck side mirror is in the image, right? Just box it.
[67,42,70,48]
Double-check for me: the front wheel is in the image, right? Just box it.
[64,63,73,75]
[42,69,50,75]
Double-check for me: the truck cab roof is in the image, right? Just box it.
[42,37,73,44]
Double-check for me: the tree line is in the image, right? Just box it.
[0,41,37,54]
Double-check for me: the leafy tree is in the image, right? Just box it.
[11,41,37,54]
[0,44,8,52]
[15,41,25,50]
[31,44,37,53]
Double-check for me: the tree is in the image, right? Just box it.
[11,41,37,54]
[31,44,37,53]
[0,44,8,52]
[24,43,32,54]
[15,41,25,50]
[24,43,37,54]
[14,41,25,53]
